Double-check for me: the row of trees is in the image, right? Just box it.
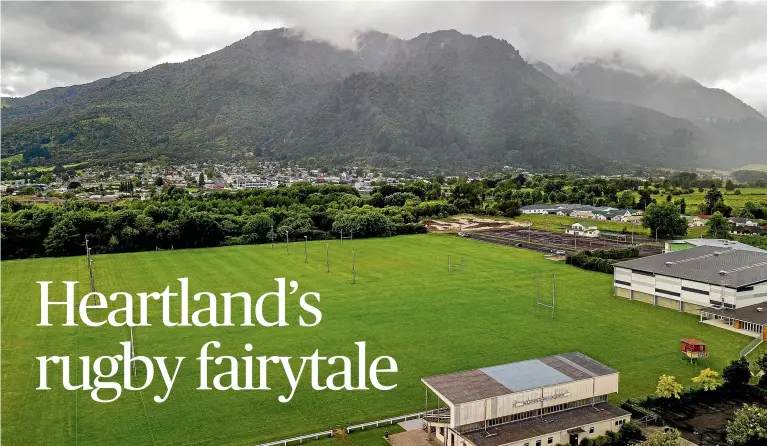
[2,182,465,259]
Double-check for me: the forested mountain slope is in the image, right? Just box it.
[1,28,730,171]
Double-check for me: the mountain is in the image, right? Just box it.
[2,72,135,127]
[534,58,767,167]
[567,58,764,122]
[0,29,729,171]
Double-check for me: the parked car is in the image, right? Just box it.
[458,232,470,238]
[555,250,566,255]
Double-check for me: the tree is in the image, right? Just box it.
[706,212,731,239]
[726,404,767,446]
[711,199,733,217]
[154,177,164,187]
[637,188,654,210]
[740,202,764,219]
[655,374,683,399]
[675,198,686,215]
[67,181,82,190]
[618,422,646,444]
[691,368,723,391]
[617,190,635,209]
[638,429,681,446]
[497,199,522,218]
[723,358,751,387]
[198,172,205,189]
[700,186,724,214]
[726,179,736,191]
[642,203,688,239]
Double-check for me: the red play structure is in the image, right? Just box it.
[680,338,708,363]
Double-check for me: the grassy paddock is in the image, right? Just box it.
[636,187,767,214]
[1,235,749,445]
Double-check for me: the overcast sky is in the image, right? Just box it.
[2,1,767,114]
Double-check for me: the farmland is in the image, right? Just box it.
[640,187,767,215]
[1,235,750,445]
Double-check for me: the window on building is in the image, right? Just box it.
[589,427,595,434]
[536,441,541,446]
[548,438,553,444]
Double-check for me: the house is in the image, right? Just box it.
[614,246,767,338]
[729,217,760,227]
[421,352,629,446]
[732,226,766,235]
[684,216,706,227]
[570,207,596,219]
[566,222,600,238]
[521,205,560,215]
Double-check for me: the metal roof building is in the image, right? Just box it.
[613,246,767,338]
[421,353,629,446]
[664,238,767,254]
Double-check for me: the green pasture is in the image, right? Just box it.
[1,235,749,445]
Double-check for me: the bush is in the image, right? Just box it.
[585,247,639,260]
[723,358,751,387]
[566,252,616,274]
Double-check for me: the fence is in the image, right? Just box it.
[254,411,427,446]
[740,338,763,358]
[256,430,335,446]
[345,411,425,433]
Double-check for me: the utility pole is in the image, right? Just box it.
[85,235,96,303]
[351,250,356,284]
[304,236,308,263]
[325,242,330,273]
[285,230,289,255]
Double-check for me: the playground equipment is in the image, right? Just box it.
[680,338,708,364]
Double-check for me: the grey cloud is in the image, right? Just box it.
[641,1,740,31]
[1,1,766,113]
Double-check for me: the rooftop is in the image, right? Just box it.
[705,302,767,325]
[615,246,767,287]
[422,352,617,405]
[666,238,766,253]
[462,403,630,446]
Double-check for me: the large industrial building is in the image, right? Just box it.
[421,352,630,446]
[613,246,767,338]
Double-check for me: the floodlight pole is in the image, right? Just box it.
[351,250,356,284]
[285,230,289,255]
[325,242,330,273]
[304,236,308,263]
[85,235,96,303]
[130,325,137,377]
[270,222,275,248]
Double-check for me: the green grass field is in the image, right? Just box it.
[641,187,767,215]
[1,235,750,445]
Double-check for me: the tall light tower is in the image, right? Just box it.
[351,250,356,284]
[285,230,289,255]
[325,242,330,273]
[304,236,308,263]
